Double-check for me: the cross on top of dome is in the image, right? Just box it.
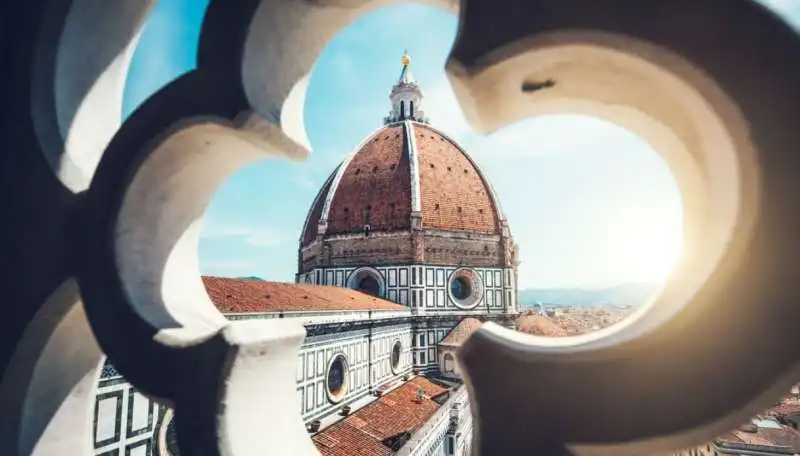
[385,51,430,125]
[398,50,416,85]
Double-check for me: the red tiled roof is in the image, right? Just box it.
[202,277,404,313]
[770,401,800,416]
[516,315,569,337]
[326,125,412,235]
[301,168,337,247]
[300,122,503,247]
[416,124,500,234]
[757,427,800,451]
[439,318,483,347]
[313,377,449,456]
[718,422,800,452]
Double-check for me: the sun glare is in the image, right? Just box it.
[611,211,683,284]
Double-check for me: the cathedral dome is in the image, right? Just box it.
[300,122,503,246]
[300,53,506,248]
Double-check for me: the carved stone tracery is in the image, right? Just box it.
[1,1,800,456]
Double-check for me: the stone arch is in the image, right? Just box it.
[347,267,386,298]
[31,0,157,192]
[443,353,455,374]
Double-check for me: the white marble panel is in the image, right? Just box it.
[130,391,149,431]
[95,395,119,442]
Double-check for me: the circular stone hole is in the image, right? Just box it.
[327,354,349,403]
[390,340,402,373]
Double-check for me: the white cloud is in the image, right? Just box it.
[291,175,315,191]
[201,223,288,247]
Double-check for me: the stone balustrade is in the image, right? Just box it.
[2,1,800,455]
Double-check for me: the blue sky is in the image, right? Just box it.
[123,0,800,289]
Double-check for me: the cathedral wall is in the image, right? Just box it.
[299,321,413,423]
[93,362,166,456]
[299,241,322,273]
[412,318,460,374]
[299,263,516,315]
[93,318,414,455]
[422,233,504,268]
[327,232,414,266]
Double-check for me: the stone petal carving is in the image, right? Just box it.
[3,1,800,456]
[450,0,800,455]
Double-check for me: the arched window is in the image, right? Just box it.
[409,100,414,117]
[400,100,405,119]
[357,276,380,297]
[443,353,455,373]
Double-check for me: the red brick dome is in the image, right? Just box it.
[300,121,505,247]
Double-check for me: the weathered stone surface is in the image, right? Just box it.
[1,1,800,456]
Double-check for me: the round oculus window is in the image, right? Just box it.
[450,277,471,300]
[448,268,484,309]
[390,340,402,373]
[326,354,349,403]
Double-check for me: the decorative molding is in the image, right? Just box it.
[319,128,385,227]
[404,121,422,214]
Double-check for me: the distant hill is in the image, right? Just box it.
[238,276,264,281]
[518,282,660,309]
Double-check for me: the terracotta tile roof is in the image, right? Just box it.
[327,125,412,235]
[516,315,569,337]
[202,277,404,313]
[301,121,504,246]
[416,124,500,234]
[301,168,337,247]
[717,421,800,452]
[313,377,449,456]
[770,400,800,417]
[757,427,800,451]
[439,318,483,347]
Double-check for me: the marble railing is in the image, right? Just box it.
[2,1,800,456]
